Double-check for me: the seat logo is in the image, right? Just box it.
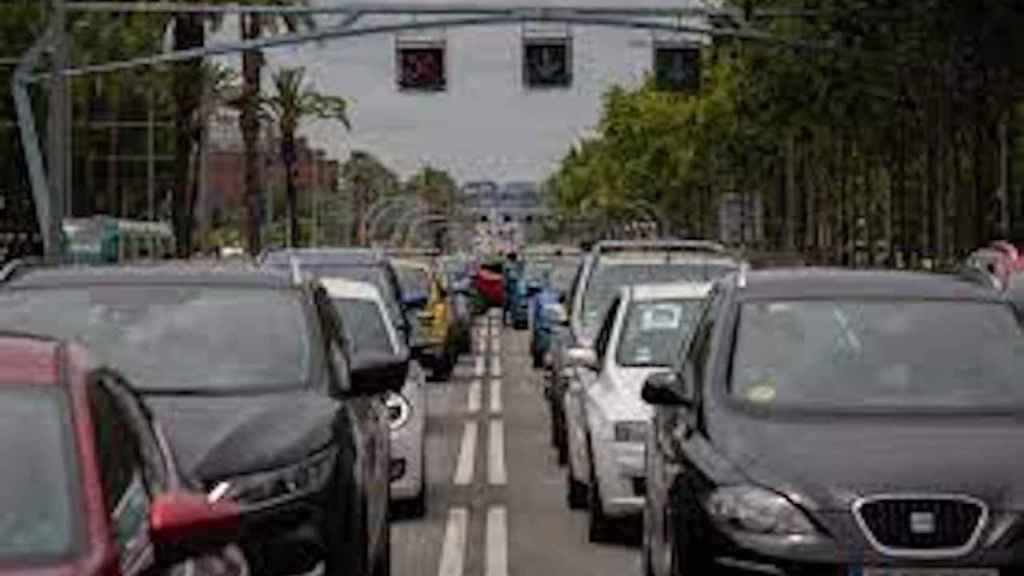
[910,511,936,535]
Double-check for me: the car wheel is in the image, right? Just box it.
[566,466,589,510]
[587,455,614,543]
[672,498,712,576]
[326,488,368,576]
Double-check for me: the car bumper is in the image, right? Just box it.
[667,489,1024,575]
[592,439,646,517]
[238,488,331,575]
[390,408,425,500]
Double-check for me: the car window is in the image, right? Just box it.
[593,297,621,362]
[0,287,312,393]
[88,380,152,569]
[333,298,398,356]
[0,388,81,562]
[581,262,735,332]
[730,300,1024,410]
[616,299,704,368]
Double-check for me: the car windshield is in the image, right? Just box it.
[731,300,1024,411]
[0,287,312,393]
[616,299,704,368]
[396,266,431,296]
[334,298,397,356]
[582,262,733,330]
[0,389,80,562]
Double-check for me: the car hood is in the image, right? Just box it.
[145,392,340,482]
[708,406,1024,511]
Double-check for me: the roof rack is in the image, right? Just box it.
[593,239,729,256]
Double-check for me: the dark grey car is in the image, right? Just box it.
[642,269,1024,576]
[0,263,401,576]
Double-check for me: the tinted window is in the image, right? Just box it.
[333,298,397,356]
[616,299,704,368]
[395,266,431,295]
[0,388,80,562]
[730,300,1024,410]
[582,262,734,330]
[0,287,312,392]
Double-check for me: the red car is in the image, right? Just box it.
[0,333,246,576]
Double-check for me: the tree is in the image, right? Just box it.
[340,150,401,244]
[259,67,350,248]
[237,0,316,256]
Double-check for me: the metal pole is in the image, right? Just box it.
[13,24,58,257]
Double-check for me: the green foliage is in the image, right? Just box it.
[549,0,1024,264]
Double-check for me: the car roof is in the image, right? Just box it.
[320,277,385,302]
[262,247,385,266]
[629,282,713,301]
[733,268,1004,301]
[5,262,295,290]
[0,333,62,386]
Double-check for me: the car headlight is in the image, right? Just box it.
[613,421,648,443]
[385,392,412,431]
[704,486,817,536]
[208,447,336,505]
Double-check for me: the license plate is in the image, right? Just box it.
[857,569,998,576]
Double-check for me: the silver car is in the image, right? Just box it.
[322,278,428,517]
[562,282,710,542]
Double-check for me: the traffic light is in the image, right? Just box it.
[523,36,573,89]
[653,44,701,92]
[396,38,447,92]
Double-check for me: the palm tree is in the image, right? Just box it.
[260,67,350,247]
[238,0,315,255]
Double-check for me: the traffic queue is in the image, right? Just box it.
[526,239,1024,575]
[0,248,487,576]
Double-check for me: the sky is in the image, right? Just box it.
[214,0,705,183]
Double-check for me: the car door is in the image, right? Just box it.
[317,290,390,568]
[87,372,160,576]
[567,296,620,483]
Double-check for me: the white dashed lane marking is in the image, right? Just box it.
[438,508,469,576]
[488,418,506,486]
[490,379,502,415]
[453,421,478,486]
[468,380,482,414]
[486,507,509,576]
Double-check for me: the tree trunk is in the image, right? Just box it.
[282,136,300,248]
[241,15,264,255]
[172,14,205,257]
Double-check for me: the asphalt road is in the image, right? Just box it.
[392,309,639,576]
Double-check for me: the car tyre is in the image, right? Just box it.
[566,468,589,510]
[587,455,614,543]
[672,498,713,576]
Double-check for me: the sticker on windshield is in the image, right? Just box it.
[641,305,682,330]
[745,381,777,403]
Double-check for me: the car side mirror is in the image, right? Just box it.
[351,351,410,395]
[150,493,241,566]
[565,346,599,371]
[642,371,693,407]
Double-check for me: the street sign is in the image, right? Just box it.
[654,44,701,92]
[396,38,447,92]
[523,37,573,89]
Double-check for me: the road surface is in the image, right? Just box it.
[392,309,639,576]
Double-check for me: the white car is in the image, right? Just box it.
[321,277,429,516]
[563,281,711,542]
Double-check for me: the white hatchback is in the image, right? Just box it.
[322,277,429,517]
[563,281,710,542]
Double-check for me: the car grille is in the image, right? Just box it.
[854,496,986,556]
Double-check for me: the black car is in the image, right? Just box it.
[642,268,1024,576]
[260,248,420,343]
[0,263,402,576]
